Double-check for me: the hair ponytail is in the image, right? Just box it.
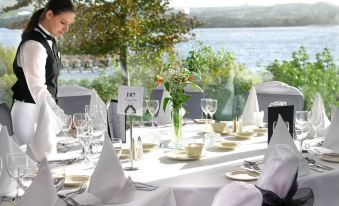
[22,8,45,40]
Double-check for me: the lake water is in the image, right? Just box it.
[2,26,339,72]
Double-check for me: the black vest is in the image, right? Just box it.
[12,27,60,104]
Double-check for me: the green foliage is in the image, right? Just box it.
[61,0,199,85]
[0,45,16,76]
[266,46,339,114]
[0,45,16,106]
[182,43,262,120]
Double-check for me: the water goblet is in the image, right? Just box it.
[295,111,310,151]
[142,100,149,125]
[201,98,212,123]
[147,100,159,127]
[207,99,218,120]
[6,153,28,201]
[73,113,89,160]
[56,112,72,137]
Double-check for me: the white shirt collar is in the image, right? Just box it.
[37,23,57,40]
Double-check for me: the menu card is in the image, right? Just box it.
[268,105,294,142]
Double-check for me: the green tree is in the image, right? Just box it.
[61,0,199,85]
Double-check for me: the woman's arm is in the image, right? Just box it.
[19,40,63,113]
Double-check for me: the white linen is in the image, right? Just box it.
[16,157,65,206]
[322,107,339,153]
[156,90,172,125]
[0,126,35,195]
[27,98,60,161]
[211,181,262,206]
[257,144,298,198]
[309,93,331,137]
[86,140,135,204]
[263,115,309,176]
[241,86,263,126]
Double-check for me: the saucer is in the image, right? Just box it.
[232,132,254,139]
[320,154,339,163]
[194,119,215,124]
[64,175,90,187]
[142,143,158,152]
[165,150,203,161]
[225,169,259,181]
[214,141,237,150]
[252,128,267,136]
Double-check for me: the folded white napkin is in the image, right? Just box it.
[212,181,262,206]
[0,126,36,195]
[156,90,172,125]
[257,144,298,199]
[242,86,263,126]
[86,140,135,204]
[309,93,330,137]
[27,99,60,161]
[323,106,339,153]
[17,157,65,206]
[89,89,107,123]
[263,115,309,176]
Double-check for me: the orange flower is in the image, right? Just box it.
[187,76,194,82]
[156,75,164,86]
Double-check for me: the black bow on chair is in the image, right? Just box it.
[256,172,314,206]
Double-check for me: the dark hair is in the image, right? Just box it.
[22,0,75,40]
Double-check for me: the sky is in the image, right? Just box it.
[169,0,339,8]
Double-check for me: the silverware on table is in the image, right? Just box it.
[243,160,262,172]
[305,157,334,170]
[58,183,87,200]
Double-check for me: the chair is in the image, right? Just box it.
[150,84,204,119]
[0,103,14,136]
[255,81,304,122]
[107,100,126,143]
[57,85,92,115]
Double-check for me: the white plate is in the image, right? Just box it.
[64,175,90,187]
[214,141,237,150]
[320,154,339,163]
[232,132,254,139]
[165,150,203,161]
[194,119,215,124]
[225,169,259,181]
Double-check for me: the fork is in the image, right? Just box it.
[58,184,87,200]
[244,160,262,172]
[305,157,334,170]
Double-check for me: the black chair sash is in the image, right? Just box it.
[256,171,314,206]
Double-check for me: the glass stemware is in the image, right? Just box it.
[73,113,89,161]
[201,98,212,123]
[147,100,159,127]
[6,153,28,201]
[207,99,218,120]
[295,111,310,151]
[56,112,72,137]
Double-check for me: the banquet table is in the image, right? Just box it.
[2,123,339,206]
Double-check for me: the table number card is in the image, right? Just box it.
[118,85,144,116]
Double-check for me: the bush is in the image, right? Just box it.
[266,46,339,115]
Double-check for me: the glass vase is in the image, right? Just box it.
[171,107,185,148]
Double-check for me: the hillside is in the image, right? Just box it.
[1,2,339,28]
[190,3,339,27]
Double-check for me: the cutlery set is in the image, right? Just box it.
[133,181,159,191]
[305,157,334,173]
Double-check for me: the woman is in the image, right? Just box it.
[11,0,76,145]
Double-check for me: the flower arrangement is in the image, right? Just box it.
[156,67,197,112]
[156,68,197,145]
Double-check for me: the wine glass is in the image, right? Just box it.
[201,98,212,123]
[6,153,28,201]
[73,113,89,160]
[147,100,159,127]
[142,100,149,125]
[295,111,310,151]
[56,112,72,137]
[207,99,218,120]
